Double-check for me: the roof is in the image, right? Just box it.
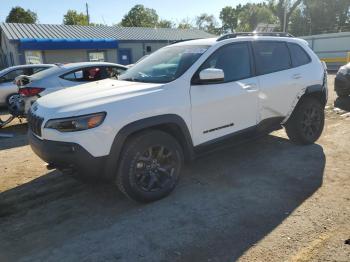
[0,23,215,42]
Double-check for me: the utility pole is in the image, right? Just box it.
[86,3,90,25]
[283,0,288,32]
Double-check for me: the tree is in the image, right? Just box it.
[6,6,37,23]
[268,0,303,31]
[195,13,220,34]
[237,3,277,31]
[63,10,89,25]
[157,19,175,28]
[178,18,194,29]
[289,7,310,36]
[120,5,159,27]
[288,0,350,36]
[220,6,239,33]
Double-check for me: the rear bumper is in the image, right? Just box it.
[335,74,350,94]
[28,130,109,179]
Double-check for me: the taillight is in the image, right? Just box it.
[19,87,45,97]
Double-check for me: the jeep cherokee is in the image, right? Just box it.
[27,33,328,202]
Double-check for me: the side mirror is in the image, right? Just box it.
[199,68,225,84]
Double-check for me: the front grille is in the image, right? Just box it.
[27,110,44,137]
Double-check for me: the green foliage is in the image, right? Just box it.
[63,10,89,25]
[289,7,310,36]
[177,18,194,29]
[120,5,159,27]
[289,0,350,36]
[195,13,220,34]
[304,0,350,34]
[220,6,239,33]
[268,0,303,31]
[158,19,175,28]
[237,3,277,31]
[6,6,37,24]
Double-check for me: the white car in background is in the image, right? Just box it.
[0,64,54,106]
[15,62,128,115]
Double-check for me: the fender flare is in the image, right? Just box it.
[104,114,194,180]
[282,84,327,124]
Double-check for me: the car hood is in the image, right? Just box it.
[36,79,164,115]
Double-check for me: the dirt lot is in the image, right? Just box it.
[0,74,349,262]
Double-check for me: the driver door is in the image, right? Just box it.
[190,42,259,146]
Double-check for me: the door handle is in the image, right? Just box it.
[292,74,302,79]
[242,83,258,91]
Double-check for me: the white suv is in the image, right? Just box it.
[28,33,328,202]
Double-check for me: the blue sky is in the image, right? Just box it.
[0,0,261,26]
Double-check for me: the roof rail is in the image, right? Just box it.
[217,32,294,41]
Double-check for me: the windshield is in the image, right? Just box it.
[119,45,209,83]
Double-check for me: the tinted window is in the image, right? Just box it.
[32,67,49,74]
[1,69,27,82]
[253,42,291,75]
[198,43,252,83]
[62,67,104,82]
[288,43,311,67]
[106,66,126,78]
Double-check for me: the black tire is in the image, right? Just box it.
[6,93,20,107]
[336,90,349,98]
[116,130,184,203]
[285,96,325,145]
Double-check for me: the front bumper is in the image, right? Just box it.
[28,130,109,179]
[335,74,350,94]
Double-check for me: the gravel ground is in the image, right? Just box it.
[0,74,349,262]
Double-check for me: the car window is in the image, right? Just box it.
[288,43,311,67]
[106,66,126,79]
[32,67,50,74]
[61,67,104,82]
[1,69,27,82]
[253,41,291,75]
[197,42,252,83]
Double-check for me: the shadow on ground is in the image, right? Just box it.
[0,122,28,150]
[0,134,325,262]
[334,96,350,112]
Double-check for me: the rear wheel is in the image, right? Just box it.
[285,97,325,145]
[6,93,20,107]
[116,130,184,203]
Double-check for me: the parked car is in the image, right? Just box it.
[0,64,54,107]
[27,33,327,203]
[335,63,350,97]
[15,62,128,115]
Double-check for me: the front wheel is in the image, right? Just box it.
[285,97,325,145]
[116,130,184,203]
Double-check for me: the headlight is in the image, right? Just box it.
[338,66,349,75]
[45,112,106,132]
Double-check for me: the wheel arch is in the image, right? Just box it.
[303,84,327,106]
[283,84,327,124]
[104,114,194,180]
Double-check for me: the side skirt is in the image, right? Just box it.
[194,117,284,158]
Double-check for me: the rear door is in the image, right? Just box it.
[252,41,298,122]
[190,42,259,145]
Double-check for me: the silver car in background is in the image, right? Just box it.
[15,62,128,115]
[0,64,54,107]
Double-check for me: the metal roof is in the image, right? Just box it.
[0,23,215,42]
